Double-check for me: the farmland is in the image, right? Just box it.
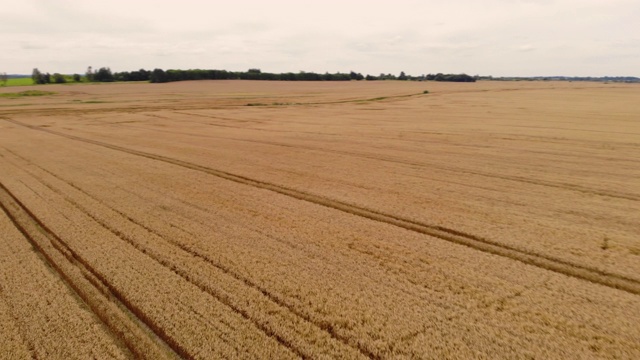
[0,80,639,359]
[2,77,34,87]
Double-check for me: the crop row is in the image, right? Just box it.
[1,127,638,358]
[0,203,130,358]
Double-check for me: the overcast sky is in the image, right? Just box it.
[2,0,638,76]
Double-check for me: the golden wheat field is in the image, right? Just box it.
[0,80,639,359]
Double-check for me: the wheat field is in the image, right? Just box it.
[0,80,639,359]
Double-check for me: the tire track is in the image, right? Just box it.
[150,110,640,163]
[102,119,639,201]
[232,138,639,196]
[21,146,468,317]
[2,149,369,359]
[5,117,640,296]
[208,137,640,202]
[0,182,182,360]
[2,161,299,358]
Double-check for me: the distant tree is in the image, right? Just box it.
[133,69,150,81]
[243,68,263,80]
[86,66,94,82]
[426,73,475,82]
[32,68,45,84]
[31,68,40,83]
[52,73,66,83]
[93,67,114,82]
[72,74,81,82]
[398,71,408,80]
[114,69,150,82]
[144,68,351,83]
[149,68,168,83]
[0,72,7,86]
[376,73,397,80]
[31,69,51,84]
[297,71,320,81]
[347,71,364,81]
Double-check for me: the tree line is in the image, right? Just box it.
[28,67,477,84]
[31,68,81,84]
[147,68,363,83]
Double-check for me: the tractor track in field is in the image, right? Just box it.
[0,182,183,360]
[6,145,477,319]
[4,117,640,297]
[174,124,640,201]
[2,148,371,359]
[96,119,640,202]
[225,138,640,202]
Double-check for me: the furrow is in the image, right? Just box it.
[35,175,312,359]
[106,120,639,201]
[6,148,371,359]
[239,138,640,201]
[175,130,640,202]
[6,117,640,296]
[0,182,181,360]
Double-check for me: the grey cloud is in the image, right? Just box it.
[1,0,638,76]
[20,43,48,50]
[516,44,536,52]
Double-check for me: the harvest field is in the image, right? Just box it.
[0,80,639,359]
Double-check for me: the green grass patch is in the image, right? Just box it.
[1,76,90,87]
[2,78,34,87]
[0,90,56,98]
